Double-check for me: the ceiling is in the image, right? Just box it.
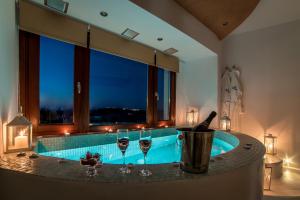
[174,0,260,39]
[232,0,300,35]
[31,0,216,62]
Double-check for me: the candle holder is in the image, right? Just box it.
[4,111,32,153]
[264,133,277,155]
[220,114,231,131]
[186,109,199,126]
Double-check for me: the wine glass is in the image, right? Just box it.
[117,129,130,174]
[139,129,152,176]
[80,152,101,177]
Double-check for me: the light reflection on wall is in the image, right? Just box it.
[176,57,218,128]
[240,113,297,168]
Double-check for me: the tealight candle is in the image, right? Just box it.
[15,132,28,149]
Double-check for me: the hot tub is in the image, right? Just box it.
[35,128,239,164]
[0,129,265,200]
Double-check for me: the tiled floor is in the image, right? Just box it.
[264,196,300,200]
[264,168,300,200]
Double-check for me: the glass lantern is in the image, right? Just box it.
[264,134,277,155]
[5,112,32,153]
[186,109,198,126]
[220,114,231,131]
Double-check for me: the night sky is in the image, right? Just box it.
[40,36,74,110]
[39,36,148,111]
[89,49,148,110]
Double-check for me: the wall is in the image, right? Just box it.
[0,0,19,154]
[176,56,219,128]
[222,20,300,167]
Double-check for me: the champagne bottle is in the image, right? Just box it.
[192,111,217,131]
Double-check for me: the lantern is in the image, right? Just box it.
[220,114,231,131]
[186,109,198,126]
[264,166,272,190]
[264,134,277,155]
[5,111,32,153]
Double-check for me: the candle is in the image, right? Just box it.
[15,135,28,149]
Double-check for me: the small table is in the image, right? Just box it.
[265,154,283,179]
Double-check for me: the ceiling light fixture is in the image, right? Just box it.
[164,48,178,55]
[100,11,108,17]
[222,21,229,26]
[44,0,69,14]
[121,28,139,40]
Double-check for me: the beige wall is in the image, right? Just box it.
[0,0,19,154]
[222,20,300,167]
[176,56,219,128]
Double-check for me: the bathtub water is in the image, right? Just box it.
[37,132,237,164]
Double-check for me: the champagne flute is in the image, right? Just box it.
[139,129,152,176]
[117,129,130,174]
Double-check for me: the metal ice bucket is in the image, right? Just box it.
[177,128,215,174]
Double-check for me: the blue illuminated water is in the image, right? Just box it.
[39,134,234,164]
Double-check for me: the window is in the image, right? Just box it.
[89,49,148,125]
[20,30,176,135]
[157,68,171,121]
[39,36,74,124]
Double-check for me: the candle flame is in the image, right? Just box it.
[64,130,70,136]
[283,155,293,167]
[19,130,26,136]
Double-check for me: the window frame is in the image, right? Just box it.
[19,30,176,136]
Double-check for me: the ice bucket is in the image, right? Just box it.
[177,128,215,174]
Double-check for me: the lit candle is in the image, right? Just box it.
[14,130,28,149]
[221,121,227,130]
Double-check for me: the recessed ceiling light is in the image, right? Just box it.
[157,37,163,41]
[44,0,69,13]
[222,21,229,26]
[164,48,178,55]
[100,11,108,17]
[121,28,139,40]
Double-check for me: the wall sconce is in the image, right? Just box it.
[264,133,277,155]
[220,114,231,131]
[5,111,32,154]
[264,166,272,190]
[186,109,198,126]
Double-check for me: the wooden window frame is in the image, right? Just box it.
[19,30,176,136]
[152,67,176,127]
